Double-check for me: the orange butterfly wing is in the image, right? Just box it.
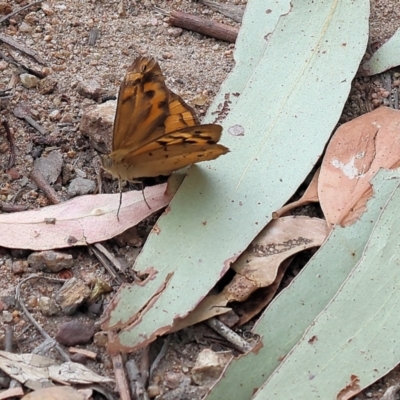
[102,56,228,181]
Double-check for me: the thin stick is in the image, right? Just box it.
[169,10,238,43]
[13,104,48,135]
[16,274,70,362]
[126,359,150,400]
[0,33,47,65]
[0,0,45,24]
[108,332,132,400]
[207,317,252,353]
[30,168,62,204]
[91,244,124,285]
[1,120,16,169]
[149,336,170,378]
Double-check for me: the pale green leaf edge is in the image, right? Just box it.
[362,27,400,75]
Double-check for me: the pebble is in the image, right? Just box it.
[168,27,183,38]
[67,177,96,197]
[2,310,13,323]
[0,60,8,71]
[19,22,32,33]
[11,260,28,274]
[38,296,59,316]
[55,320,95,346]
[41,3,55,16]
[93,331,108,347]
[33,150,63,184]
[191,349,232,386]
[77,79,103,101]
[38,76,58,94]
[49,109,61,121]
[27,250,74,272]
[20,73,39,89]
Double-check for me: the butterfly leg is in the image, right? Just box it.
[139,181,151,210]
[116,178,122,221]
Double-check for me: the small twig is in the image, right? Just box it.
[13,103,48,135]
[0,0,45,25]
[30,169,62,204]
[139,346,150,388]
[168,10,238,43]
[197,0,244,23]
[149,336,170,378]
[91,244,124,285]
[383,72,393,108]
[88,27,100,46]
[0,33,46,65]
[126,359,150,400]
[16,274,70,362]
[207,317,252,353]
[1,120,16,169]
[108,332,131,400]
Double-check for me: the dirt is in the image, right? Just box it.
[0,0,400,399]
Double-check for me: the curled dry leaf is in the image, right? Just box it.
[319,107,400,226]
[0,178,182,250]
[171,216,329,332]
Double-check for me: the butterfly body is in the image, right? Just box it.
[101,56,228,185]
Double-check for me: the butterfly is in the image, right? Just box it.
[101,56,229,216]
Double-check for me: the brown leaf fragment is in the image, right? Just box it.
[319,107,400,226]
[336,374,361,400]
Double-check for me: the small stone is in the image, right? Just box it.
[147,386,161,398]
[67,177,96,197]
[60,113,73,124]
[0,60,8,71]
[55,319,95,345]
[20,73,39,88]
[93,331,108,347]
[55,277,91,315]
[38,296,59,316]
[33,150,63,184]
[164,372,185,390]
[77,80,103,101]
[24,11,38,24]
[70,353,88,365]
[49,109,61,121]
[191,349,232,386]
[7,167,20,181]
[2,310,13,323]
[167,27,183,38]
[38,76,58,94]
[0,2,12,15]
[19,21,32,33]
[27,250,74,272]
[41,3,54,15]
[79,101,116,153]
[11,260,28,274]
[217,310,240,327]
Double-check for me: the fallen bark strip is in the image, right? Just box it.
[169,10,238,43]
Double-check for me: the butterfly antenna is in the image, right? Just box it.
[117,178,122,221]
[140,182,151,209]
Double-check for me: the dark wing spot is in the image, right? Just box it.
[158,100,168,109]
[145,90,156,99]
